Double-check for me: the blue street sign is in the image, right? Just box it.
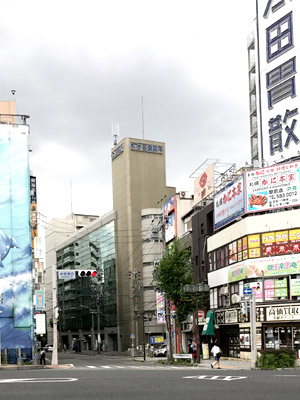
[243,288,252,295]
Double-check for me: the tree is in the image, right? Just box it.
[153,239,194,323]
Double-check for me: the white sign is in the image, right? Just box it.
[35,313,46,335]
[58,270,76,280]
[266,304,300,321]
[245,161,300,213]
[225,309,238,324]
[256,1,300,165]
[214,175,245,230]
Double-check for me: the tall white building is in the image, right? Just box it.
[249,1,300,167]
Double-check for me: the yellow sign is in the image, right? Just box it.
[262,232,275,244]
[248,234,260,248]
[289,229,300,241]
[276,230,288,242]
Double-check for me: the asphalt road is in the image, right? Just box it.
[0,353,299,400]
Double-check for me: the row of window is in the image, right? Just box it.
[210,275,300,309]
[209,228,300,271]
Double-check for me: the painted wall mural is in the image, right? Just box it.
[0,124,34,353]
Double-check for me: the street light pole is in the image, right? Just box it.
[250,289,257,369]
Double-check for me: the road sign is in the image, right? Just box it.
[58,271,76,280]
[243,288,252,295]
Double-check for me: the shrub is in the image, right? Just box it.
[256,349,296,370]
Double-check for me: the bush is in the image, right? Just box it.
[256,349,296,370]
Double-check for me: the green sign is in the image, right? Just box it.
[291,279,300,296]
[274,288,288,297]
[228,263,247,282]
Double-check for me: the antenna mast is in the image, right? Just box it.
[141,97,145,140]
[112,123,119,146]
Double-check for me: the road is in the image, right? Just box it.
[0,353,299,400]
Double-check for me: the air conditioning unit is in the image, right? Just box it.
[231,294,241,304]
[220,286,229,296]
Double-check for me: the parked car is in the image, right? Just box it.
[45,344,53,352]
[153,344,167,357]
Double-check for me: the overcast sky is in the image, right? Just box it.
[0,0,256,223]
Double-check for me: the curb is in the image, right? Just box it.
[0,364,73,370]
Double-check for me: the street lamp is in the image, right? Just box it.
[183,283,210,364]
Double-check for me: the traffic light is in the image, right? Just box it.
[78,270,97,277]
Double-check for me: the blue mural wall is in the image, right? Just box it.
[0,124,34,362]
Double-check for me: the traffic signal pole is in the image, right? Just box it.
[52,265,58,365]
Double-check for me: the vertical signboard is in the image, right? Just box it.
[193,164,214,205]
[0,124,33,350]
[30,176,38,254]
[256,1,300,164]
[163,196,177,243]
[35,290,45,311]
[156,291,166,324]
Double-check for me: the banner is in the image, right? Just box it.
[214,175,245,230]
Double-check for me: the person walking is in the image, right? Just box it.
[211,343,221,369]
[40,348,46,365]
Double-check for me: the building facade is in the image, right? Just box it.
[207,162,300,360]
[55,211,117,351]
[111,138,175,351]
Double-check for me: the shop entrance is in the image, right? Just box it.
[219,325,240,358]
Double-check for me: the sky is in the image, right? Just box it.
[0,0,256,224]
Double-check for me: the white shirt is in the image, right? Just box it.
[211,345,221,356]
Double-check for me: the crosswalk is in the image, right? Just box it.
[84,365,199,370]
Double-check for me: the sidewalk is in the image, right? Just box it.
[131,355,252,370]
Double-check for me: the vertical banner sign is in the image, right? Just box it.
[163,196,177,243]
[193,164,215,205]
[35,290,45,311]
[256,1,300,165]
[30,176,38,254]
[156,291,166,324]
[214,175,245,230]
[0,124,33,350]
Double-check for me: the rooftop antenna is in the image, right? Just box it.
[70,179,73,216]
[141,97,145,140]
[112,123,119,146]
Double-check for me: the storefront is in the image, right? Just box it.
[214,303,300,359]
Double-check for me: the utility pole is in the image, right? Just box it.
[250,289,257,369]
[130,269,142,354]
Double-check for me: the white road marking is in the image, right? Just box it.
[87,366,97,369]
[0,378,78,384]
[183,375,247,381]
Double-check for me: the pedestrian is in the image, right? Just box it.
[40,348,46,365]
[191,340,197,363]
[211,343,221,369]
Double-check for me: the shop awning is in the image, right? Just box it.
[202,311,214,335]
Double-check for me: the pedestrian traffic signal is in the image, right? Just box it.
[78,270,97,277]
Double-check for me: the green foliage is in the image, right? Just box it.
[153,239,194,322]
[256,349,296,370]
